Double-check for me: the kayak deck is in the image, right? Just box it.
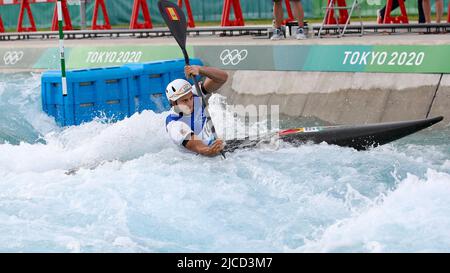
[224,116,444,153]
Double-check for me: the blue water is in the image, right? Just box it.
[0,73,449,253]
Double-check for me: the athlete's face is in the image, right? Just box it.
[175,92,194,114]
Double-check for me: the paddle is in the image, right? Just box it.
[158,0,225,158]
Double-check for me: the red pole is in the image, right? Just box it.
[325,0,349,25]
[130,0,152,29]
[325,0,336,24]
[52,0,73,31]
[221,0,231,26]
[383,0,393,23]
[283,0,295,24]
[178,0,195,28]
[92,0,111,30]
[232,0,245,26]
[382,0,409,24]
[221,0,244,26]
[337,0,349,24]
[397,0,409,23]
[447,1,450,23]
[0,16,4,33]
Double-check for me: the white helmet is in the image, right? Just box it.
[165,79,193,102]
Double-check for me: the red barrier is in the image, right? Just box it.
[382,0,409,24]
[447,2,450,23]
[92,0,111,30]
[130,0,152,29]
[283,0,295,24]
[0,0,12,33]
[0,1,20,5]
[178,0,195,28]
[0,0,72,32]
[51,0,73,31]
[17,0,36,32]
[221,0,244,27]
[0,16,4,33]
[325,0,349,25]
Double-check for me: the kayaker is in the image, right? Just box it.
[165,65,228,156]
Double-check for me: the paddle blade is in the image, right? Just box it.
[158,0,188,52]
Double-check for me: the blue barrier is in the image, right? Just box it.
[41,66,131,126]
[125,58,203,114]
[41,58,203,126]
[126,61,171,114]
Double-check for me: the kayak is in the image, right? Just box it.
[224,116,444,153]
[65,116,443,175]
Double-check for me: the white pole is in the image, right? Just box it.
[57,0,68,96]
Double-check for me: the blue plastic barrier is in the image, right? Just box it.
[42,66,131,126]
[41,58,204,126]
[125,58,203,114]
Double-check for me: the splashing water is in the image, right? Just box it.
[0,73,449,253]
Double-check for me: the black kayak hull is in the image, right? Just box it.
[224,116,444,153]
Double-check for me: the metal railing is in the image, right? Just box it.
[0,25,270,40]
[1,23,449,41]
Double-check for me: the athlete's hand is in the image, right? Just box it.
[205,139,224,157]
[185,65,201,78]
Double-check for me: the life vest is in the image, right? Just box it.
[165,86,215,147]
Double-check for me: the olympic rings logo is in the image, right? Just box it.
[220,49,248,66]
[3,51,24,65]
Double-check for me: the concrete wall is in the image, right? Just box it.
[218,70,449,127]
[429,74,450,127]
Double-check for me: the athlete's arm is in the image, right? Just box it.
[185,65,228,93]
[184,134,224,157]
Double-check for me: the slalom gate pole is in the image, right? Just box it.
[57,0,68,96]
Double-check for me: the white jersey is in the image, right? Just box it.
[165,85,215,147]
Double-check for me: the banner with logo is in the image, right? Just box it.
[33,46,194,69]
[195,46,274,71]
[4,44,450,74]
[195,45,450,74]
[302,45,450,73]
[0,48,47,69]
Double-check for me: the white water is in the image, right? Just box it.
[0,73,449,252]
